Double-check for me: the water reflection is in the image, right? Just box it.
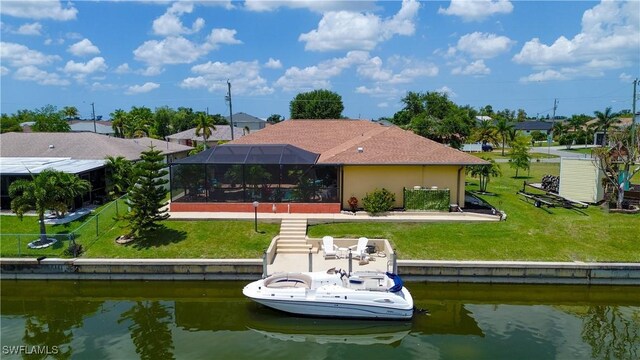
[118,301,175,360]
[1,280,639,359]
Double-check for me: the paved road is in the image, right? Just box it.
[493,145,597,163]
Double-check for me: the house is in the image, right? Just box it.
[225,112,267,131]
[0,132,192,209]
[166,125,246,148]
[68,120,115,136]
[585,116,634,145]
[169,119,488,213]
[514,121,553,135]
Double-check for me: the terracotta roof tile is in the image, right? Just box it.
[231,120,488,165]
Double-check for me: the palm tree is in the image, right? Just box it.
[111,109,127,138]
[594,107,620,146]
[194,113,215,149]
[9,170,90,245]
[106,156,134,197]
[52,173,92,216]
[495,118,514,156]
[474,120,499,148]
[62,106,79,120]
[467,158,502,193]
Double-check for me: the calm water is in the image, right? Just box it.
[1,280,639,360]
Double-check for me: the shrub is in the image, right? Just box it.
[404,188,450,211]
[347,196,358,212]
[362,188,395,215]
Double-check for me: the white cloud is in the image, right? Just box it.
[619,73,633,82]
[519,69,569,83]
[452,59,491,75]
[114,63,131,74]
[63,57,107,74]
[435,86,457,97]
[126,82,160,95]
[244,1,377,13]
[16,22,42,35]
[275,51,369,91]
[14,65,69,86]
[0,0,78,21]
[453,32,515,59]
[357,55,438,84]
[134,29,241,66]
[152,2,205,36]
[68,39,100,56]
[264,58,282,69]
[514,0,639,81]
[299,0,419,52]
[377,102,389,108]
[181,60,273,95]
[438,0,513,21]
[0,42,60,67]
[139,66,164,76]
[1,66,9,76]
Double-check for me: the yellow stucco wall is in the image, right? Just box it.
[342,165,465,209]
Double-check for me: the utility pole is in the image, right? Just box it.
[91,102,96,133]
[552,98,558,121]
[226,80,234,140]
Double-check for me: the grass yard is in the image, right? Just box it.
[308,162,640,262]
[2,162,637,261]
[470,150,558,160]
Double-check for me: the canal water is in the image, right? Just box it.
[1,280,639,359]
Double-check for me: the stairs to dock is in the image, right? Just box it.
[276,219,312,254]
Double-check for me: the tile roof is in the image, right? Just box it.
[230,120,488,165]
[514,121,553,131]
[166,125,245,141]
[0,132,192,161]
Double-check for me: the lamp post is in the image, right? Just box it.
[253,201,259,232]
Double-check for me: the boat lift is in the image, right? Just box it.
[517,182,589,209]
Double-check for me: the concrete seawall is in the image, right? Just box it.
[1,258,639,285]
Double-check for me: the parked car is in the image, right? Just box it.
[481,143,493,152]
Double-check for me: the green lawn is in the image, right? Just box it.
[470,150,558,160]
[308,163,640,262]
[2,162,638,261]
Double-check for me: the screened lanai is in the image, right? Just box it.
[170,144,339,204]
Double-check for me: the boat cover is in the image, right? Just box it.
[386,272,403,293]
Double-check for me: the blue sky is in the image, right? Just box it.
[1,0,638,121]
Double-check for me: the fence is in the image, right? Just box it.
[0,196,129,258]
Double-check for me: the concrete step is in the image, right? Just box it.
[276,248,313,254]
[277,239,308,244]
[279,234,306,240]
[279,231,307,237]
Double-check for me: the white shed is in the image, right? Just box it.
[559,158,605,203]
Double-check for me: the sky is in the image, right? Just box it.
[1,0,639,121]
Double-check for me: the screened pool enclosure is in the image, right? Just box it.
[170,144,339,204]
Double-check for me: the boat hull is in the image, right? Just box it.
[248,288,413,320]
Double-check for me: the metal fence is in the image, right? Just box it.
[0,196,129,258]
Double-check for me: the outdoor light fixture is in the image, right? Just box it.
[253,201,259,232]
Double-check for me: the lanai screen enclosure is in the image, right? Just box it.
[170,144,338,204]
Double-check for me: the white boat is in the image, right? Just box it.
[242,268,414,320]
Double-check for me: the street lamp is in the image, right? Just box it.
[253,201,259,232]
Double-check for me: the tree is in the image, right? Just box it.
[1,114,23,133]
[122,146,169,240]
[495,118,514,156]
[592,128,640,210]
[9,170,90,245]
[266,114,284,124]
[509,135,532,177]
[151,106,174,140]
[516,109,527,122]
[594,107,620,146]
[467,158,502,193]
[31,105,70,132]
[111,109,127,138]
[290,89,344,119]
[51,172,91,217]
[62,106,79,120]
[473,120,500,147]
[194,112,215,149]
[106,156,135,198]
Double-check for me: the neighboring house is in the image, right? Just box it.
[0,132,192,209]
[169,119,487,214]
[69,120,115,136]
[225,112,266,131]
[514,121,553,135]
[166,125,245,148]
[585,116,633,145]
[475,116,493,124]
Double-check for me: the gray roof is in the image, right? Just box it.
[0,132,192,161]
[166,125,245,142]
[225,112,265,124]
[514,121,553,131]
[69,121,114,135]
[0,157,105,175]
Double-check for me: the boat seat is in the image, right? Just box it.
[264,274,312,289]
